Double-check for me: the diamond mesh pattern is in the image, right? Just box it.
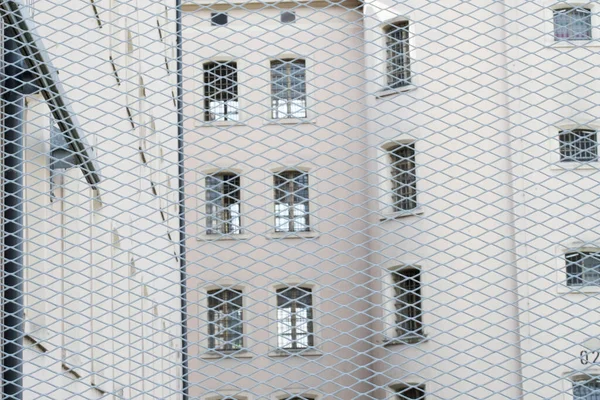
[3,0,600,399]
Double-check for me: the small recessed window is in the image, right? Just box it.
[559,129,598,162]
[395,384,426,400]
[554,7,592,41]
[566,251,600,286]
[211,12,228,26]
[281,11,296,23]
[283,397,315,400]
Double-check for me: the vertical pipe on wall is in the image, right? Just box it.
[176,0,188,398]
[2,26,25,400]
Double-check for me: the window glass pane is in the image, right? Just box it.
[274,171,310,232]
[208,289,243,351]
[386,22,410,88]
[271,59,307,119]
[554,8,592,41]
[206,173,241,234]
[390,143,417,211]
[204,61,239,121]
[559,129,598,162]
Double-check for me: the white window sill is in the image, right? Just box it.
[196,233,251,241]
[376,85,417,99]
[557,284,600,294]
[268,348,323,357]
[266,231,320,240]
[550,162,600,171]
[383,335,427,347]
[194,120,245,127]
[380,207,424,221]
[201,350,253,359]
[263,118,316,126]
[549,40,600,48]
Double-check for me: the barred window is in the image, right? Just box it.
[554,7,592,41]
[393,268,422,337]
[204,61,239,121]
[271,59,307,119]
[385,22,410,89]
[274,170,310,232]
[205,173,241,235]
[390,143,417,211]
[208,289,243,351]
[559,129,598,162]
[573,377,600,399]
[277,287,314,349]
[566,251,600,286]
[395,385,426,400]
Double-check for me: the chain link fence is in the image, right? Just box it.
[2,0,600,399]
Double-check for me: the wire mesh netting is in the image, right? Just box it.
[3,0,600,399]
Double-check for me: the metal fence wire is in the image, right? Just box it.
[3,0,600,399]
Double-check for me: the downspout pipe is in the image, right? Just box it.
[176,0,188,399]
[2,25,38,400]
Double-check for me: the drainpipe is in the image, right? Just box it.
[176,0,189,398]
[2,25,38,400]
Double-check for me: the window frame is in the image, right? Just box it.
[207,288,245,352]
[273,169,310,233]
[204,171,242,235]
[270,58,308,120]
[202,60,240,122]
[276,287,314,350]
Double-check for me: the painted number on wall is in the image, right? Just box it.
[580,350,600,365]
